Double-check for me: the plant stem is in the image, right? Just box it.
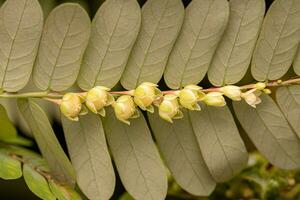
[0,77,299,100]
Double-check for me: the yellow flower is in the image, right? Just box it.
[203,92,226,107]
[241,89,262,108]
[220,85,242,101]
[60,93,84,121]
[179,85,204,110]
[112,95,139,125]
[85,86,114,117]
[159,94,183,123]
[134,82,162,113]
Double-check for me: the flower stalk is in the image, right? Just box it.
[0,77,299,124]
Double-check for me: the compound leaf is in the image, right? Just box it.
[121,0,184,90]
[61,113,115,200]
[189,105,248,182]
[164,0,229,89]
[276,85,300,137]
[208,0,265,86]
[233,94,300,169]
[251,0,300,81]
[102,108,168,200]
[0,0,43,92]
[148,109,216,196]
[18,99,75,185]
[33,3,91,91]
[77,0,141,91]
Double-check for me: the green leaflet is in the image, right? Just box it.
[18,99,75,185]
[49,180,82,200]
[23,164,56,200]
[33,3,91,91]
[61,113,115,200]
[121,0,184,90]
[233,94,300,169]
[0,104,17,141]
[0,0,43,92]
[208,0,265,86]
[0,151,22,180]
[164,0,229,89]
[102,108,168,200]
[119,193,134,200]
[251,0,300,81]
[189,105,248,182]
[148,109,216,196]
[294,46,300,75]
[77,0,141,90]
[276,85,300,137]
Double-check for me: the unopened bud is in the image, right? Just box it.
[254,82,267,90]
[134,82,162,113]
[159,94,183,123]
[60,93,83,121]
[263,88,271,94]
[241,89,262,108]
[112,95,139,125]
[220,85,242,101]
[203,92,226,107]
[179,85,204,111]
[85,86,114,117]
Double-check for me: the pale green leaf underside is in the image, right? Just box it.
[0,151,22,180]
[233,95,300,169]
[208,0,265,86]
[77,0,141,91]
[148,109,216,196]
[0,0,43,92]
[0,104,17,141]
[276,85,300,137]
[33,3,91,91]
[61,113,115,200]
[49,180,82,200]
[102,108,168,200]
[23,164,56,200]
[164,0,229,89]
[121,0,184,90]
[189,105,248,182]
[251,0,300,81]
[294,46,300,75]
[18,99,75,185]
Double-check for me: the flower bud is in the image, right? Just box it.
[203,92,226,107]
[179,85,204,111]
[159,94,183,123]
[134,82,162,113]
[220,85,242,101]
[263,88,271,94]
[60,93,83,121]
[254,82,267,90]
[112,95,139,125]
[85,86,114,117]
[241,89,262,108]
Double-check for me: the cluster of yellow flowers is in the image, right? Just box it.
[59,82,270,125]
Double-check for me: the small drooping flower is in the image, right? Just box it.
[85,86,114,117]
[254,82,267,90]
[159,94,183,123]
[134,82,162,113]
[220,85,242,101]
[60,93,84,121]
[112,95,139,125]
[241,89,262,108]
[203,92,226,107]
[178,85,204,111]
